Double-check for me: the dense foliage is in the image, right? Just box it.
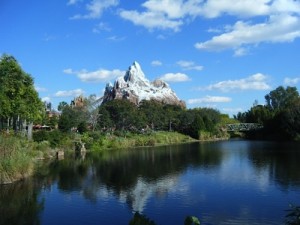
[235,86,300,140]
[0,135,34,184]
[57,98,227,140]
[0,54,43,138]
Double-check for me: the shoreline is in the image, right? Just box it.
[0,131,230,185]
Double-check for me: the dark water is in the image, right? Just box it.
[1,140,300,225]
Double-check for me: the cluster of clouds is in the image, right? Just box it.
[63,68,125,83]
[187,73,272,111]
[67,0,300,55]
[197,73,271,92]
[39,0,300,113]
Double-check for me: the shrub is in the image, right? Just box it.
[32,130,49,143]
[0,135,33,184]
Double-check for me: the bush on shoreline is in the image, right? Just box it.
[0,135,34,184]
[81,131,196,151]
[0,133,62,184]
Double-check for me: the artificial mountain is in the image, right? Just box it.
[102,61,186,108]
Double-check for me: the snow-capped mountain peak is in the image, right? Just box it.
[102,62,185,107]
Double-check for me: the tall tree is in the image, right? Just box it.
[139,100,164,130]
[0,54,43,138]
[265,86,299,112]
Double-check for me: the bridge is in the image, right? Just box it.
[225,123,263,132]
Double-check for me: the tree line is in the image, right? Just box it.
[0,54,228,141]
[57,98,228,140]
[3,53,299,141]
[235,86,300,140]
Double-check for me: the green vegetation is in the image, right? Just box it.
[0,135,33,184]
[56,98,229,142]
[0,54,44,140]
[129,213,200,225]
[0,133,62,184]
[235,86,300,140]
[82,131,195,151]
[0,53,228,184]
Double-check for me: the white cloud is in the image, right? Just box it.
[197,0,300,18]
[118,0,300,32]
[199,73,271,92]
[107,36,126,41]
[119,0,204,31]
[234,47,248,57]
[63,68,73,74]
[151,60,162,66]
[70,0,119,19]
[199,0,271,18]
[35,86,47,92]
[195,13,300,52]
[222,107,244,114]
[67,0,81,5]
[160,73,190,82]
[63,68,125,82]
[271,0,300,14]
[188,95,232,104]
[93,22,111,33]
[284,77,300,85]
[177,60,203,71]
[54,89,85,97]
[119,10,183,32]
[42,97,51,102]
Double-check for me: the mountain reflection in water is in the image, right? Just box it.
[1,140,300,225]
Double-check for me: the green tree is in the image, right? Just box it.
[57,101,68,111]
[265,86,299,112]
[277,98,300,139]
[102,100,138,131]
[190,115,205,139]
[0,54,43,139]
[237,86,300,140]
[58,105,77,132]
[139,100,164,130]
[97,107,114,131]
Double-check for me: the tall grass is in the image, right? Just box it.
[81,131,196,151]
[0,135,34,184]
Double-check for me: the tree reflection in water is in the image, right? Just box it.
[0,178,46,225]
[43,143,223,212]
[2,141,299,225]
[246,141,300,189]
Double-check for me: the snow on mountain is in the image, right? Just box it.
[102,61,185,107]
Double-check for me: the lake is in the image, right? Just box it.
[1,139,300,225]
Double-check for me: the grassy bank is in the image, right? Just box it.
[1,131,195,184]
[0,135,34,184]
[81,131,196,151]
[0,134,59,184]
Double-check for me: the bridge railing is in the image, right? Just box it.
[226,123,263,132]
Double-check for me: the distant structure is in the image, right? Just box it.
[71,95,85,108]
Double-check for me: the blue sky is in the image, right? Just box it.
[1,0,300,116]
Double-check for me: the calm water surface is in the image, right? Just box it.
[1,140,300,225]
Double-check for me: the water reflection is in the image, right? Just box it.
[0,179,45,225]
[1,141,300,225]
[44,143,223,212]
[246,141,300,189]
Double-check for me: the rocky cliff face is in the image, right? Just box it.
[102,61,186,107]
